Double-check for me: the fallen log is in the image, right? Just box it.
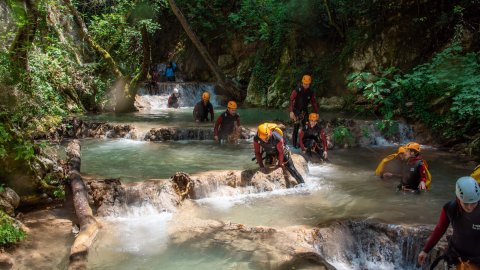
[66,140,99,270]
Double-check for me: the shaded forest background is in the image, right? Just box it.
[0,0,479,233]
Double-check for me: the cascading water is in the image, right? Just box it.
[135,82,219,111]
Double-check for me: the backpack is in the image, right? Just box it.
[423,159,432,190]
[471,165,480,184]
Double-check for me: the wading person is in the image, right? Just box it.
[193,92,214,122]
[214,101,240,143]
[398,142,431,191]
[375,146,408,179]
[164,61,177,82]
[167,88,180,108]
[253,123,305,185]
[418,176,480,269]
[289,74,319,148]
[299,113,328,161]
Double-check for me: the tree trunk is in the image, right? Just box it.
[129,25,151,93]
[9,0,38,74]
[167,0,241,101]
[323,0,344,39]
[66,140,99,270]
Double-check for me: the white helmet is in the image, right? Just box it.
[455,176,480,203]
[173,88,179,94]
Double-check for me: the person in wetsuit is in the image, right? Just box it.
[299,113,328,161]
[214,101,240,142]
[288,75,319,148]
[167,88,180,108]
[253,123,305,185]
[193,92,214,122]
[399,142,429,191]
[375,146,409,179]
[418,176,480,269]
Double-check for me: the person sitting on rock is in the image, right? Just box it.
[299,113,327,161]
[418,176,480,269]
[375,146,408,179]
[167,88,180,108]
[214,101,240,143]
[164,61,177,82]
[399,142,431,191]
[193,91,214,122]
[253,123,305,185]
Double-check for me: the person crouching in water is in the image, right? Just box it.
[167,88,180,108]
[254,123,305,185]
[375,146,408,179]
[418,176,480,269]
[399,142,429,191]
[299,113,328,161]
[214,101,240,143]
[193,91,214,122]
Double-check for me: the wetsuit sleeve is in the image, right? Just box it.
[422,208,450,253]
[299,129,305,150]
[276,139,285,165]
[321,128,327,152]
[214,114,223,136]
[254,140,264,168]
[419,163,427,184]
[193,103,198,120]
[311,93,319,113]
[236,116,240,127]
[289,90,297,113]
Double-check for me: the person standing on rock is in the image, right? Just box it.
[299,113,328,161]
[418,176,480,269]
[375,146,408,179]
[254,123,305,185]
[167,88,180,108]
[289,74,319,148]
[398,142,431,192]
[164,61,177,82]
[193,92,214,122]
[214,101,240,143]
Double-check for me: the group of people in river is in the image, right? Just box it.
[166,73,480,269]
[376,141,480,269]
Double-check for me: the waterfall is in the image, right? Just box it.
[135,82,219,111]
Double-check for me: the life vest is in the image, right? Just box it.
[254,124,284,156]
[402,158,432,190]
[444,200,480,264]
[472,165,480,184]
[293,85,314,114]
[218,111,239,138]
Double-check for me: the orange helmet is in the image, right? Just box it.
[202,92,210,101]
[227,101,237,109]
[302,75,312,84]
[397,146,406,154]
[308,113,319,121]
[405,142,421,152]
[257,123,271,141]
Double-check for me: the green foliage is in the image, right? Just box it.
[0,211,25,246]
[332,126,354,147]
[53,186,65,199]
[347,43,480,141]
[376,119,399,139]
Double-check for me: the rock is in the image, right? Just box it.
[218,54,235,68]
[0,188,20,215]
[0,252,14,269]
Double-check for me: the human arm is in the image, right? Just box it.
[209,104,214,122]
[276,139,285,166]
[289,90,297,121]
[213,115,223,139]
[193,104,199,122]
[321,128,327,158]
[418,208,450,265]
[418,163,428,190]
[254,140,264,168]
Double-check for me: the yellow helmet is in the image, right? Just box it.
[302,75,312,84]
[405,142,421,152]
[308,113,319,121]
[227,101,237,109]
[202,92,210,101]
[257,123,271,141]
[397,146,406,154]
